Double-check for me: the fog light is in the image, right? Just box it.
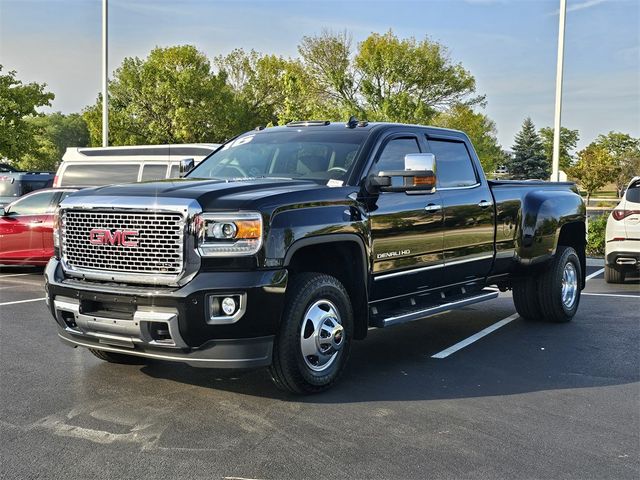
[221,297,237,315]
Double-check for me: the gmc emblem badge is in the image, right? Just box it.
[89,228,139,247]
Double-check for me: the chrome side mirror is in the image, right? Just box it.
[373,153,437,193]
[179,158,195,177]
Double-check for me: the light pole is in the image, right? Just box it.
[551,0,566,182]
[102,0,109,147]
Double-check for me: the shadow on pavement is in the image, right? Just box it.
[138,300,639,404]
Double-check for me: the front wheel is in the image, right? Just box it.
[269,273,353,394]
[537,246,582,323]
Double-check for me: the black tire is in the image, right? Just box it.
[512,275,544,321]
[604,265,625,284]
[537,246,582,323]
[88,348,147,364]
[269,272,353,394]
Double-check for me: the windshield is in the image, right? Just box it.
[187,129,368,183]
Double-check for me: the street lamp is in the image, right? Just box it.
[102,0,108,147]
[551,0,567,182]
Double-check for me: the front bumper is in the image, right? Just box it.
[44,258,288,368]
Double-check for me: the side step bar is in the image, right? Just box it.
[374,290,499,328]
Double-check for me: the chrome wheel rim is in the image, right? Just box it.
[561,262,578,309]
[299,299,344,372]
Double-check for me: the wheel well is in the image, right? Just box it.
[558,221,587,287]
[286,241,369,340]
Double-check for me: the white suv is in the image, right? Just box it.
[605,176,640,283]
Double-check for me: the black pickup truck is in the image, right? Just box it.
[44,120,586,393]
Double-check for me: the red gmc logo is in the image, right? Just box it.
[89,228,139,247]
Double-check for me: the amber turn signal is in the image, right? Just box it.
[235,219,262,239]
[412,175,436,187]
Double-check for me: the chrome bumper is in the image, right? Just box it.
[53,296,187,348]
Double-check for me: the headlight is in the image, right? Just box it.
[52,209,61,249]
[198,212,263,257]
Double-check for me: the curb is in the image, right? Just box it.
[586,257,604,267]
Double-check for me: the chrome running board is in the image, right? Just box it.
[376,290,499,328]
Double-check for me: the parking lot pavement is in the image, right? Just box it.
[0,266,638,480]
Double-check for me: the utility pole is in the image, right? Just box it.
[102,0,109,147]
[551,0,566,182]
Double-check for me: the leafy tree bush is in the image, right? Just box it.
[0,65,54,161]
[539,126,579,171]
[593,132,640,197]
[83,45,236,145]
[569,143,616,205]
[17,112,89,171]
[586,214,608,257]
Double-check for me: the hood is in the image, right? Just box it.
[71,177,348,211]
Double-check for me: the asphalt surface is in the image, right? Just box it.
[0,265,638,480]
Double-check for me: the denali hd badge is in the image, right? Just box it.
[89,228,139,247]
[376,249,411,259]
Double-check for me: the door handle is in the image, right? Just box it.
[29,220,43,224]
[478,200,492,209]
[424,204,442,213]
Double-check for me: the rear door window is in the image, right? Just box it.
[426,139,478,188]
[625,181,640,203]
[140,164,168,182]
[60,164,141,187]
[8,191,56,215]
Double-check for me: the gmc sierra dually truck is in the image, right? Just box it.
[44,119,586,394]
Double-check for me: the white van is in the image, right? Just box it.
[53,144,220,188]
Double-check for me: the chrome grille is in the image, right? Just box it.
[61,210,184,276]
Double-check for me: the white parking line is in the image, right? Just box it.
[0,273,34,278]
[431,313,519,359]
[0,297,46,307]
[431,267,606,359]
[583,292,640,299]
[585,268,605,281]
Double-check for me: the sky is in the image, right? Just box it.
[1,0,638,149]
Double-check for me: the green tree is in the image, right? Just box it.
[17,112,89,171]
[214,50,320,128]
[593,132,640,197]
[83,45,235,146]
[508,118,549,179]
[433,104,503,173]
[298,30,360,117]
[355,30,483,123]
[0,65,54,161]
[568,143,616,205]
[539,126,579,171]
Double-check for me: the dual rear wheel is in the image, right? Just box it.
[512,246,582,323]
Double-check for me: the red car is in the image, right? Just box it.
[0,188,77,266]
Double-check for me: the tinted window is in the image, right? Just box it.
[8,191,55,215]
[140,164,167,182]
[60,164,141,187]
[188,130,367,182]
[427,139,478,188]
[626,181,640,203]
[0,177,20,197]
[373,137,421,174]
